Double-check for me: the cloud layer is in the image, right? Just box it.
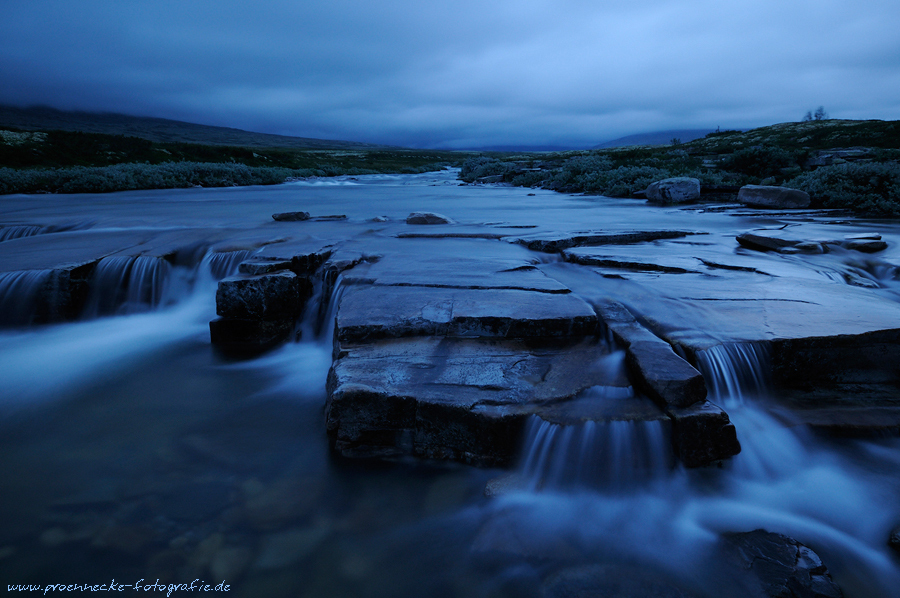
[2,0,899,148]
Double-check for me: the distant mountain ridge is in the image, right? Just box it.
[0,105,388,150]
[594,129,717,149]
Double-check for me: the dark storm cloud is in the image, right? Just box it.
[2,0,899,147]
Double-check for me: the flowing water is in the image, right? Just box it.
[1,171,899,597]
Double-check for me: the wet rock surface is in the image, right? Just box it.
[335,285,598,343]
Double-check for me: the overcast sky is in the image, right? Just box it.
[1,0,898,148]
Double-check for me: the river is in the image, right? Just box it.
[1,170,899,597]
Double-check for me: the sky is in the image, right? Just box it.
[1,0,899,149]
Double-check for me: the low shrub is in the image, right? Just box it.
[787,162,900,215]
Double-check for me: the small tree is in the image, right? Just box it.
[802,111,813,122]
[814,106,828,121]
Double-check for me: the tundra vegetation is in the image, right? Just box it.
[0,128,465,194]
[460,119,900,216]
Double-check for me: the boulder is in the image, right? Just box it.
[406,212,454,225]
[738,185,811,209]
[720,530,843,598]
[645,178,701,204]
[272,211,310,222]
[843,239,887,253]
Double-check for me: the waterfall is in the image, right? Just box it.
[0,225,45,242]
[299,270,346,343]
[695,342,771,404]
[0,270,53,326]
[201,249,254,280]
[82,255,173,317]
[518,412,672,492]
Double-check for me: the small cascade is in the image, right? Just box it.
[299,271,346,343]
[83,256,173,317]
[0,225,44,242]
[695,342,771,404]
[0,270,53,326]
[201,250,254,280]
[518,414,672,492]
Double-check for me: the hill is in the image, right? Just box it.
[0,105,386,150]
[594,129,716,149]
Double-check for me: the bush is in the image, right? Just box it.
[459,156,521,182]
[787,162,900,215]
[719,145,806,180]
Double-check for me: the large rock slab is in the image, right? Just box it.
[645,177,701,204]
[738,185,811,209]
[335,285,598,344]
[343,258,570,293]
[326,337,642,466]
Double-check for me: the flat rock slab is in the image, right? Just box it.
[326,337,648,466]
[335,285,598,344]
[510,230,698,253]
[343,257,570,293]
[564,246,703,274]
[737,227,888,254]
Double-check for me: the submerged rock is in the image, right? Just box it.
[721,530,843,598]
[272,211,310,221]
[645,177,701,204]
[406,212,454,225]
[738,185,811,209]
